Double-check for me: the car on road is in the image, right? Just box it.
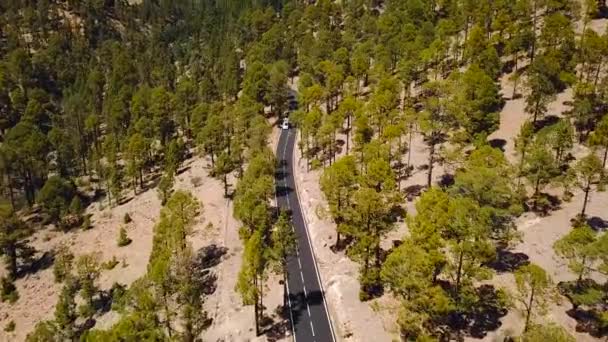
[281,117,290,130]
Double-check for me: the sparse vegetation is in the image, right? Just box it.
[116,226,131,247]
[53,244,74,284]
[1,277,19,303]
[102,256,120,270]
[1,0,608,340]
[4,321,15,333]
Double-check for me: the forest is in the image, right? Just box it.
[1,0,608,341]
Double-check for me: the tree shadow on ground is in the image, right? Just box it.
[193,244,228,296]
[534,115,560,132]
[264,305,291,342]
[403,184,425,201]
[485,248,529,273]
[176,166,192,176]
[567,307,608,339]
[527,192,562,216]
[439,173,454,188]
[488,139,507,152]
[587,216,608,231]
[559,279,608,339]
[17,247,54,278]
[442,285,509,339]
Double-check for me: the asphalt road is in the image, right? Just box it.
[275,127,335,342]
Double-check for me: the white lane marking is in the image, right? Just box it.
[300,271,305,283]
[290,129,337,341]
[307,304,312,317]
[297,257,302,268]
[310,322,316,337]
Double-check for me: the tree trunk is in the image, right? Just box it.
[223,174,228,197]
[578,256,587,286]
[603,147,608,169]
[531,3,537,63]
[582,182,591,216]
[163,290,173,338]
[533,100,540,125]
[346,114,351,155]
[524,286,535,332]
[282,267,288,308]
[254,295,260,336]
[259,276,264,333]
[7,245,17,280]
[407,127,413,170]
[512,54,519,99]
[427,141,435,188]
[455,248,464,301]
[533,177,541,209]
[7,173,15,210]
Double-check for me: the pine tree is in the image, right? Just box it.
[76,253,101,320]
[53,243,74,283]
[554,223,599,286]
[54,277,78,340]
[0,210,30,280]
[589,115,608,168]
[270,211,296,307]
[117,226,131,247]
[568,153,606,216]
[513,263,555,332]
[236,230,269,336]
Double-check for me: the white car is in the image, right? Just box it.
[281,118,290,130]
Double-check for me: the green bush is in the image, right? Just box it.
[69,196,83,215]
[117,226,131,247]
[1,277,19,304]
[37,176,76,222]
[4,320,15,332]
[102,256,120,270]
[110,282,128,311]
[123,213,132,224]
[81,215,91,230]
[53,244,74,283]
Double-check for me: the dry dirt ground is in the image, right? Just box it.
[292,22,608,342]
[295,90,608,341]
[0,155,287,342]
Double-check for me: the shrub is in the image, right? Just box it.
[59,214,82,231]
[53,244,74,283]
[69,196,83,215]
[4,320,15,332]
[123,213,132,224]
[1,277,19,303]
[37,176,76,222]
[117,226,131,247]
[81,215,91,230]
[102,256,120,270]
[110,282,128,311]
